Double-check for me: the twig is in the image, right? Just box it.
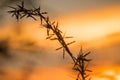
[8,1,92,80]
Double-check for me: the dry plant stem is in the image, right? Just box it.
[39,15,76,62]
[73,48,92,80]
[8,1,92,80]
[8,1,76,62]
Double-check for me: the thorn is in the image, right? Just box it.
[22,1,24,8]
[83,51,91,57]
[41,12,47,14]
[50,38,58,40]
[56,41,75,50]
[63,48,65,59]
[51,21,55,25]
[67,41,75,45]
[20,14,26,19]
[7,6,16,9]
[47,28,50,36]
[56,46,63,50]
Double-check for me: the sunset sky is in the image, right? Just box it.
[0,0,120,80]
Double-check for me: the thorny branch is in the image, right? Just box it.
[73,47,92,80]
[8,1,92,80]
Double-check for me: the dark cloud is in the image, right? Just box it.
[0,39,11,59]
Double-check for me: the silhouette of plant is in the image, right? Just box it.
[73,47,92,80]
[8,1,92,80]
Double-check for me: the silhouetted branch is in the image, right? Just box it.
[8,1,92,80]
[73,47,92,80]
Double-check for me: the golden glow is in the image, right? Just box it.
[90,66,120,80]
[103,70,116,76]
[61,5,120,41]
[92,77,110,80]
[2,66,120,80]
[0,3,120,80]
[115,74,120,80]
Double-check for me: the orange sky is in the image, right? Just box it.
[0,1,120,80]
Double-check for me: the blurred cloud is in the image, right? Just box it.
[0,0,120,80]
[0,0,38,8]
[0,39,11,59]
[1,0,120,21]
[0,25,63,67]
[85,32,120,66]
[40,0,120,14]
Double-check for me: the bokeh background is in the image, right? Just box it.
[0,0,120,80]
